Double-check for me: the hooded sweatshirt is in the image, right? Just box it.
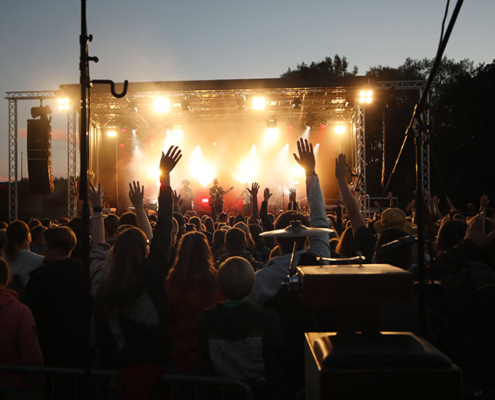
[0,289,44,388]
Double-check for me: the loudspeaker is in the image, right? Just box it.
[27,119,55,194]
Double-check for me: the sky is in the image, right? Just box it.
[1,0,494,182]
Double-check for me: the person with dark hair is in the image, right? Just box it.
[166,231,224,374]
[94,147,180,398]
[209,179,226,221]
[197,256,285,399]
[216,227,263,271]
[5,220,44,293]
[0,258,44,393]
[23,225,89,372]
[249,224,271,263]
[179,179,193,215]
[103,214,119,243]
[29,225,46,255]
[210,229,226,263]
[119,211,138,227]
[40,218,53,229]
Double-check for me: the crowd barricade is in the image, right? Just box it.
[0,364,254,400]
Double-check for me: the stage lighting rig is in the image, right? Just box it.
[292,97,302,109]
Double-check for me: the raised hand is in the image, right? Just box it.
[289,188,297,202]
[172,190,181,207]
[89,183,103,208]
[160,145,182,175]
[480,194,490,211]
[335,153,348,181]
[293,138,316,174]
[129,181,145,208]
[248,182,260,197]
[263,188,272,202]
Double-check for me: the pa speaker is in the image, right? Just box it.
[27,119,55,194]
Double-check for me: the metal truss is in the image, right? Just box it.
[8,100,18,222]
[355,103,367,217]
[376,81,427,90]
[68,109,78,220]
[376,81,430,196]
[5,90,66,221]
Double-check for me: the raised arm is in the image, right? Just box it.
[260,188,274,231]
[247,182,260,224]
[146,146,182,276]
[293,139,330,257]
[129,181,153,240]
[89,183,105,245]
[335,153,365,235]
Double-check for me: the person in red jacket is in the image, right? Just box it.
[0,257,44,392]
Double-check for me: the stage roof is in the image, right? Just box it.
[59,76,371,130]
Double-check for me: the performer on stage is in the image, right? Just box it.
[238,183,252,217]
[209,179,225,220]
[179,179,193,214]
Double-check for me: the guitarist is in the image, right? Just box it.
[209,179,226,220]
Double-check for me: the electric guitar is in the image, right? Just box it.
[209,186,234,208]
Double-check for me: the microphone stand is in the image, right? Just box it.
[79,1,128,397]
[383,0,464,338]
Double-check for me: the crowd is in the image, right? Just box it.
[1,139,495,399]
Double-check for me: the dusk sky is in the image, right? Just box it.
[1,0,494,181]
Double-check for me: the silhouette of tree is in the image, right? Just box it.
[281,54,358,79]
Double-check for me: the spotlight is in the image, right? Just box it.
[252,96,266,110]
[153,97,171,114]
[287,123,294,130]
[57,98,70,111]
[120,126,127,134]
[267,119,277,128]
[334,125,346,134]
[320,122,327,129]
[359,90,373,104]
[31,105,52,120]
[292,97,302,109]
[119,143,125,148]
[107,130,117,137]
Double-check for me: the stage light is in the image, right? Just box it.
[132,129,137,135]
[120,126,127,133]
[119,143,125,148]
[334,124,346,134]
[31,105,52,120]
[172,126,183,139]
[153,97,171,114]
[359,90,373,104]
[287,123,294,130]
[292,97,302,109]
[148,167,161,179]
[134,146,139,150]
[57,98,70,111]
[267,119,277,128]
[107,130,117,137]
[252,96,266,110]
[201,198,209,204]
[320,122,327,129]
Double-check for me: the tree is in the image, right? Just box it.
[281,54,358,79]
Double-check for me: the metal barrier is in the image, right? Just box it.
[0,364,254,400]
